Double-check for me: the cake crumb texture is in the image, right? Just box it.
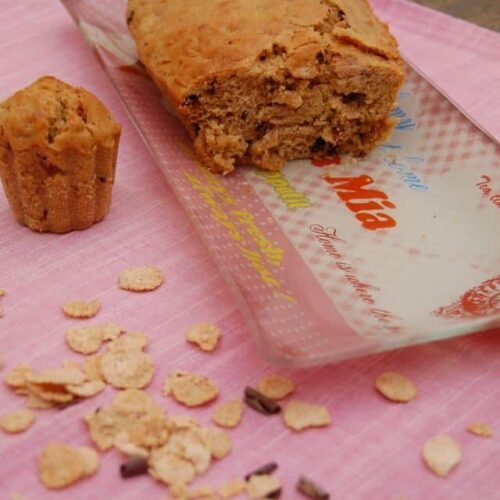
[127,0,404,173]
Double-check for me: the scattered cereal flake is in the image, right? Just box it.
[5,363,32,389]
[422,435,462,477]
[169,483,190,499]
[283,400,331,432]
[247,474,281,499]
[219,478,248,499]
[212,400,243,428]
[38,442,85,489]
[101,349,154,389]
[149,450,196,485]
[107,332,149,352]
[0,288,6,297]
[114,433,150,458]
[467,422,494,438]
[119,266,164,292]
[163,370,219,407]
[66,379,106,398]
[165,427,211,474]
[65,326,104,355]
[375,371,417,403]
[202,427,232,460]
[86,389,169,451]
[27,368,86,386]
[63,299,101,319]
[27,383,74,404]
[65,323,122,354]
[82,354,104,381]
[186,323,221,352]
[0,409,35,433]
[26,391,56,410]
[77,446,100,477]
[258,374,295,401]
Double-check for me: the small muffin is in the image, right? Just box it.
[0,76,121,233]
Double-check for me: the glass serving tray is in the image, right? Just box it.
[62,0,500,367]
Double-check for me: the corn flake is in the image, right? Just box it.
[0,408,35,433]
[148,450,196,486]
[247,474,281,499]
[422,435,462,477]
[65,323,123,355]
[219,478,248,499]
[163,370,219,407]
[186,323,221,352]
[63,299,100,319]
[38,442,86,489]
[107,332,149,352]
[258,374,295,400]
[66,379,106,398]
[202,427,232,460]
[85,389,169,451]
[212,400,243,428]
[119,266,164,292]
[5,363,32,389]
[101,349,154,389]
[375,371,417,403]
[283,400,331,432]
[82,354,104,381]
[26,383,75,404]
[467,422,494,438]
[26,391,56,410]
[77,446,100,477]
[27,368,86,386]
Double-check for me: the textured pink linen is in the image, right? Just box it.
[0,1,498,499]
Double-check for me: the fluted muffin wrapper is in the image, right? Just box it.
[0,133,120,233]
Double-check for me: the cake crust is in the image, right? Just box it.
[127,0,404,173]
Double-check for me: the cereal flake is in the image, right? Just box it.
[65,322,123,355]
[0,408,35,433]
[119,266,164,292]
[212,400,243,428]
[258,374,295,400]
[163,370,219,407]
[467,422,494,438]
[63,299,100,319]
[66,379,106,398]
[148,450,196,485]
[82,354,104,381]
[38,442,85,489]
[283,400,331,431]
[77,446,100,477]
[422,435,462,477]
[5,363,32,389]
[375,371,417,403]
[27,368,86,386]
[186,323,221,352]
[247,474,281,499]
[107,332,149,352]
[101,349,154,389]
[202,427,232,460]
[219,478,248,499]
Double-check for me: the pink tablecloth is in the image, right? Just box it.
[0,1,499,499]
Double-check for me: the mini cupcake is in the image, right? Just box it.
[0,76,121,233]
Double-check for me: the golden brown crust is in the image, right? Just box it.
[127,0,404,173]
[0,76,121,232]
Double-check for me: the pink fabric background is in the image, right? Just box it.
[0,1,498,499]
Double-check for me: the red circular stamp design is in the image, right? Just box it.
[433,275,500,319]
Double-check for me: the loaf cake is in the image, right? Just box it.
[127,0,404,174]
[0,76,121,233]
